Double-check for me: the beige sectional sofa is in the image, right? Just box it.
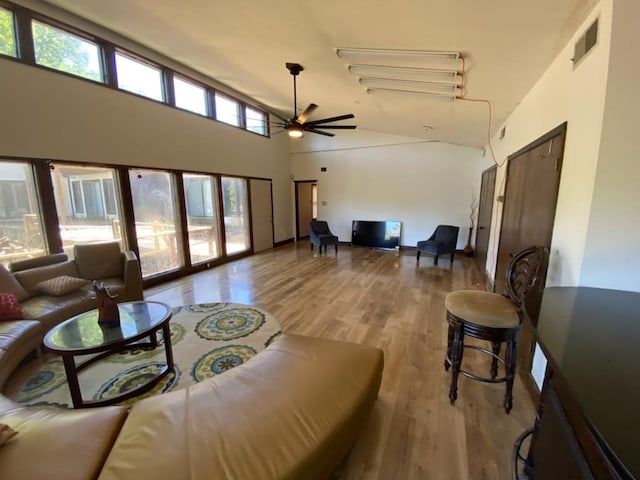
[0,241,143,387]
[0,334,384,480]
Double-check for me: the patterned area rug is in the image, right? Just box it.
[8,303,281,408]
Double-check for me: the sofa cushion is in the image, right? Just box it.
[74,242,123,281]
[0,265,28,303]
[98,334,384,480]
[36,275,89,296]
[0,398,128,480]
[20,289,96,331]
[0,320,43,389]
[13,261,80,297]
[9,253,68,273]
[0,293,23,321]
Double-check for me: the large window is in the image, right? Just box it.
[183,174,221,263]
[51,164,124,257]
[221,177,250,254]
[32,20,102,81]
[0,7,16,57]
[115,52,164,101]
[246,106,267,135]
[174,76,207,116]
[129,169,183,277]
[215,93,241,127]
[3,6,270,136]
[0,161,46,266]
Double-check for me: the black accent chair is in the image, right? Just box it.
[310,220,339,254]
[444,246,548,413]
[416,225,459,265]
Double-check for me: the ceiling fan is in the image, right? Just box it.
[274,62,357,138]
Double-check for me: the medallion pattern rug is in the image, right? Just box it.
[8,303,282,408]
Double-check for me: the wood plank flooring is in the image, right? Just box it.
[144,242,537,479]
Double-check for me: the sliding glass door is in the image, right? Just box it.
[221,176,250,254]
[183,173,222,264]
[129,169,184,277]
[50,164,125,258]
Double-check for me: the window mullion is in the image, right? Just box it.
[207,88,216,119]
[102,43,118,88]
[164,68,175,106]
[13,6,34,64]
[240,102,247,129]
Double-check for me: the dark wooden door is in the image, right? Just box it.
[474,165,496,285]
[494,124,566,394]
[494,126,566,294]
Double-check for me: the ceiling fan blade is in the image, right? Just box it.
[305,113,355,126]
[309,125,357,130]
[306,128,335,137]
[296,103,318,124]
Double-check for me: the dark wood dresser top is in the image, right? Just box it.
[527,287,640,479]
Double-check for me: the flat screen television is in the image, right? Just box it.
[351,220,402,250]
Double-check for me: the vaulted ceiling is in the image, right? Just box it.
[45,0,597,148]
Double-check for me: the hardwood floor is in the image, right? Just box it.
[145,241,537,480]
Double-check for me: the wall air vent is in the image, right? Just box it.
[572,18,598,69]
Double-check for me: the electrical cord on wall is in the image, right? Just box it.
[457,55,509,286]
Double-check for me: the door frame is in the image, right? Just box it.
[474,165,497,289]
[294,180,317,240]
[494,122,567,400]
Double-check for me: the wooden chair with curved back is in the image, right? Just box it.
[444,245,548,413]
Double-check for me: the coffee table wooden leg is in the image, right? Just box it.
[61,354,84,408]
[162,323,174,369]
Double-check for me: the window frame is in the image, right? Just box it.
[114,48,166,102]
[2,1,271,136]
[29,15,105,83]
[0,4,17,58]
[173,73,209,116]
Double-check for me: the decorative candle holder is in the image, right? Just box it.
[93,282,120,327]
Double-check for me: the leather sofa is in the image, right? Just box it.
[0,241,143,387]
[0,334,384,480]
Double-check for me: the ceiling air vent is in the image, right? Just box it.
[572,18,598,69]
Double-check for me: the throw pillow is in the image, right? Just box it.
[0,292,23,321]
[0,424,18,446]
[36,275,89,296]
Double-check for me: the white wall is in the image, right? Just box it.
[291,131,488,247]
[0,60,294,243]
[579,0,640,291]
[483,1,611,287]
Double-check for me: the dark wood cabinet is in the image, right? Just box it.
[516,287,638,480]
[525,375,595,479]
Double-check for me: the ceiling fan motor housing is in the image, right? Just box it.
[286,62,304,76]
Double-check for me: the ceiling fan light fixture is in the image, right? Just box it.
[288,125,304,138]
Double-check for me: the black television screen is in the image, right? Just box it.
[351,220,402,250]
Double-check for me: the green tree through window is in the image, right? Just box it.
[32,20,101,81]
[0,8,16,57]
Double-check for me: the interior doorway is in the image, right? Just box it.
[295,180,316,239]
[474,165,497,287]
[494,123,566,396]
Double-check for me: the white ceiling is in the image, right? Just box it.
[45,0,597,148]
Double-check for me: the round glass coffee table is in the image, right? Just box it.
[43,301,174,408]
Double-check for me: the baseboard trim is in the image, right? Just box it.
[274,238,295,248]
